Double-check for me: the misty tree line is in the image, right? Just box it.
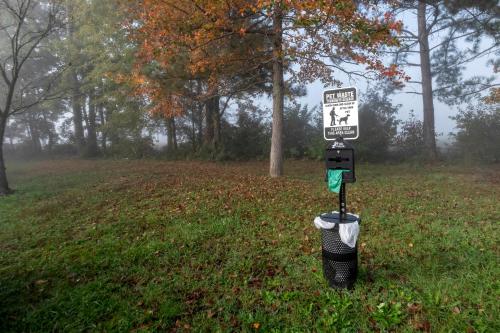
[0,0,499,195]
[4,84,498,163]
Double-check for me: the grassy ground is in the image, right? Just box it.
[0,159,498,332]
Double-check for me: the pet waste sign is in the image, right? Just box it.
[323,87,359,140]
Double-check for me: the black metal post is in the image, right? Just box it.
[339,182,346,220]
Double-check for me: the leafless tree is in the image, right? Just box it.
[0,0,63,195]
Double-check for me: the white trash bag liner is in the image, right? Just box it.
[314,213,360,248]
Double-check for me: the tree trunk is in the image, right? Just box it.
[212,95,221,149]
[418,1,437,160]
[71,74,85,153]
[26,112,42,154]
[47,130,55,153]
[86,90,99,156]
[197,103,203,149]
[0,116,11,195]
[203,95,221,150]
[196,82,203,149]
[173,119,178,150]
[190,108,197,152]
[269,4,285,177]
[166,117,178,151]
[27,119,42,154]
[204,99,214,147]
[98,104,107,152]
[67,1,85,155]
[41,112,55,153]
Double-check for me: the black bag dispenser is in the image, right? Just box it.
[325,138,356,183]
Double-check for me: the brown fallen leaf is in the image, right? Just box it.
[413,320,431,332]
[407,302,422,314]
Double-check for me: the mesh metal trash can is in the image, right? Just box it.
[321,223,358,289]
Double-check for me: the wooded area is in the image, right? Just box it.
[1,0,499,195]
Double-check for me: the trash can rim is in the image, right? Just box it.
[318,212,361,225]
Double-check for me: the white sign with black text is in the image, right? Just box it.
[323,87,359,140]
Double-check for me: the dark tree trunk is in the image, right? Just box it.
[197,103,203,149]
[190,108,197,152]
[212,95,221,149]
[418,1,437,160]
[27,122,42,154]
[47,130,55,153]
[27,114,42,154]
[98,104,107,152]
[203,95,221,150]
[41,112,55,153]
[166,117,178,151]
[82,98,89,130]
[173,120,178,150]
[0,116,11,195]
[0,145,9,196]
[204,99,214,147]
[108,106,119,148]
[67,1,85,155]
[196,82,203,149]
[86,90,99,156]
[270,4,285,177]
[71,74,85,154]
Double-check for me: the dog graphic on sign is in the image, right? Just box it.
[338,114,350,125]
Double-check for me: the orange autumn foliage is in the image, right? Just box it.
[128,0,407,117]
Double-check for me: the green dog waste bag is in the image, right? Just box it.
[327,169,349,193]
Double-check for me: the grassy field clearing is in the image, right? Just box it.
[0,160,498,332]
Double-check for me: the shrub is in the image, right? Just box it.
[450,103,500,163]
[356,89,400,162]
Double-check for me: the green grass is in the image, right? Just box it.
[0,159,499,332]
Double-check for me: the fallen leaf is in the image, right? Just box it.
[413,320,431,332]
[407,302,422,314]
